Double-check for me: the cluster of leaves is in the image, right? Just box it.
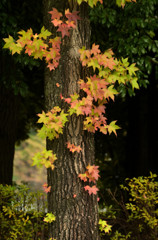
[64,44,138,134]
[100,173,158,240]
[32,149,57,171]
[0,183,48,240]
[120,173,158,232]
[99,219,112,235]
[37,106,68,140]
[75,0,135,8]
[3,8,80,72]
[79,165,100,195]
[66,142,82,153]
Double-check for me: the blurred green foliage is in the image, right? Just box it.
[90,0,158,96]
[0,183,48,239]
[100,173,158,239]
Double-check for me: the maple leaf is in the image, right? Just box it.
[65,9,80,25]
[42,183,51,193]
[3,35,23,55]
[64,98,71,104]
[86,165,100,181]
[49,37,61,49]
[39,26,52,39]
[87,58,100,71]
[57,23,70,38]
[91,43,101,56]
[52,19,63,27]
[49,8,62,20]
[44,213,56,223]
[94,105,106,116]
[78,173,87,182]
[47,61,56,71]
[66,20,76,28]
[108,120,121,135]
[84,185,99,195]
[100,126,108,135]
[67,142,82,153]
[131,77,139,90]
[80,105,92,115]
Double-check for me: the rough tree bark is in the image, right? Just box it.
[43,0,99,239]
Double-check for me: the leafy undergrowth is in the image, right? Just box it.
[99,173,158,240]
[1,174,158,239]
[0,183,48,240]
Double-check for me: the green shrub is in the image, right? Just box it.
[100,173,158,240]
[0,183,48,240]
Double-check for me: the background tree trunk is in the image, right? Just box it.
[0,54,19,185]
[43,1,99,239]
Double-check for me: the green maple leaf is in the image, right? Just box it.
[131,77,139,90]
[3,36,23,54]
[3,35,14,48]
[108,121,120,135]
[39,26,52,39]
[68,107,76,116]
[88,59,100,71]
[128,63,139,76]
[44,213,56,223]
[60,110,68,124]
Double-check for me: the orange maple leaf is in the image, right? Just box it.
[42,183,51,193]
[67,142,82,153]
[49,8,62,20]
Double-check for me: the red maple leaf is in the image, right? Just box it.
[84,185,99,195]
[57,23,70,38]
[94,105,106,116]
[86,165,100,182]
[80,105,92,115]
[49,8,62,20]
[65,9,80,25]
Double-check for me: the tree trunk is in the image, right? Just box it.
[43,1,99,239]
[0,54,19,185]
